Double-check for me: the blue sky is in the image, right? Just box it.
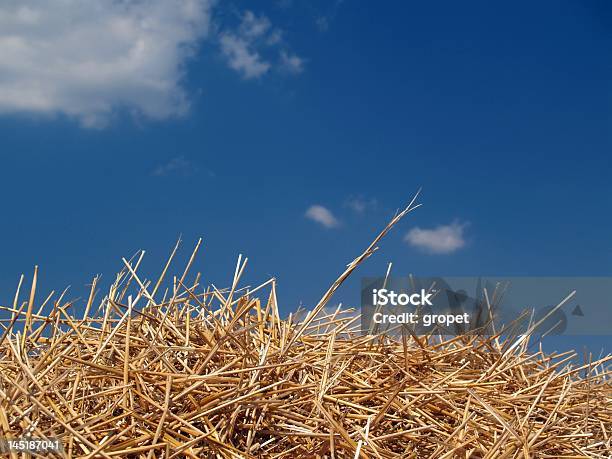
[0,1,610,351]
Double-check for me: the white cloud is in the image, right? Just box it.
[266,30,283,46]
[305,205,340,229]
[152,156,195,176]
[239,11,271,39]
[404,221,467,254]
[314,0,344,33]
[345,196,377,214]
[0,0,212,128]
[0,2,305,128]
[152,155,215,177]
[219,10,304,79]
[219,34,270,79]
[315,16,329,32]
[279,51,305,75]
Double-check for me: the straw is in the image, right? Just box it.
[0,193,610,458]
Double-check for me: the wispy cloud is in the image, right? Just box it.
[240,10,272,38]
[0,0,212,128]
[305,205,340,228]
[345,196,377,214]
[404,221,467,254]
[152,156,197,177]
[279,50,305,75]
[314,0,345,33]
[219,10,305,79]
[315,16,330,32]
[219,34,270,79]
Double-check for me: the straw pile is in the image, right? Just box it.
[0,199,610,458]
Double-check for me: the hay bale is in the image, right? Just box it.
[0,199,609,458]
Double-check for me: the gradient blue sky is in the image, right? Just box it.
[0,1,610,351]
